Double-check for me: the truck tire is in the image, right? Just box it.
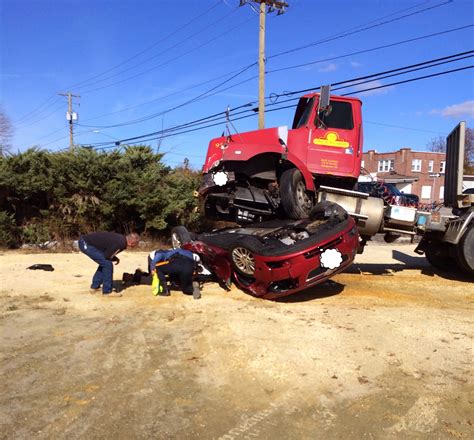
[229,236,263,277]
[455,225,474,275]
[424,245,455,271]
[280,168,313,219]
[171,226,193,248]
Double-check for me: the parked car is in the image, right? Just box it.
[170,202,359,300]
[357,181,419,207]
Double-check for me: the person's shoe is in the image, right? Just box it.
[192,282,201,300]
[159,290,170,297]
[103,290,122,298]
[89,287,101,294]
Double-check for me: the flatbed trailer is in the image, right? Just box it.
[318,122,473,276]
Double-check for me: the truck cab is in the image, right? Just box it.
[199,90,363,223]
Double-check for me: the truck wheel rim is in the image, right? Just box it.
[232,247,255,276]
[296,181,312,210]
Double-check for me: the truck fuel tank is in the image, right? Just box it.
[318,186,384,237]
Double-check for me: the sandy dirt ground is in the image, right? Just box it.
[0,242,473,439]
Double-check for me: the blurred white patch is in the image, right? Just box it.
[320,249,343,269]
[213,171,228,186]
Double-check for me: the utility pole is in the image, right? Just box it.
[59,92,80,152]
[240,0,288,129]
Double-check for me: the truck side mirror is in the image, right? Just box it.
[318,85,331,112]
[316,85,331,129]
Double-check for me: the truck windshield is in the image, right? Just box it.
[292,97,315,129]
[316,100,354,130]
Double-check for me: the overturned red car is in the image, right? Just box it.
[171,202,359,300]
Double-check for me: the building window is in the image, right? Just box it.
[421,185,431,199]
[439,186,444,200]
[412,159,422,172]
[439,161,446,173]
[378,159,394,172]
[361,160,365,169]
[428,160,434,173]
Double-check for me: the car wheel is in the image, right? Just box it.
[229,236,263,277]
[280,168,313,219]
[171,226,192,248]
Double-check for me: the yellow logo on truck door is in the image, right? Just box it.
[313,132,349,148]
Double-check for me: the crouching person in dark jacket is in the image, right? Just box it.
[149,248,201,300]
[79,232,139,297]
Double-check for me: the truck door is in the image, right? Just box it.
[306,99,361,179]
[287,96,315,165]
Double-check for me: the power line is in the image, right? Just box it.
[341,65,473,96]
[13,2,225,129]
[365,121,447,135]
[81,12,467,130]
[82,56,472,150]
[69,1,224,91]
[77,66,255,124]
[16,101,64,128]
[13,95,59,125]
[14,98,63,127]
[267,25,473,74]
[81,0,450,96]
[79,13,253,95]
[76,26,472,134]
[77,62,257,129]
[268,0,453,60]
[270,50,473,99]
[81,56,472,150]
[17,0,456,136]
[125,64,472,147]
[241,1,289,129]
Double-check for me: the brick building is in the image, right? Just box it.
[361,148,446,204]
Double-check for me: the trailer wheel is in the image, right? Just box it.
[455,225,474,275]
[171,226,193,248]
[229,236,263,277]
[424,245,454,270]
[280,168,313,219]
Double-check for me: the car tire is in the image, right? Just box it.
[280,168,313,219]
[171,226,193,248]
[229,236,264,277]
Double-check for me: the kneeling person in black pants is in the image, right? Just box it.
[149,249,201,299]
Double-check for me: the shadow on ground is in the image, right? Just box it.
[346,250,472,283]
[274,279,344,303]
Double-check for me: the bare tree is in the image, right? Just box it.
[465,127,474,173]
[428,128,474,173]
[0,109,13,156]
[427,135,446,153]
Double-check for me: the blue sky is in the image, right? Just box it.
[1,0,473,168]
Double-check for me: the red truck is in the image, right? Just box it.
[198,89,363,223]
